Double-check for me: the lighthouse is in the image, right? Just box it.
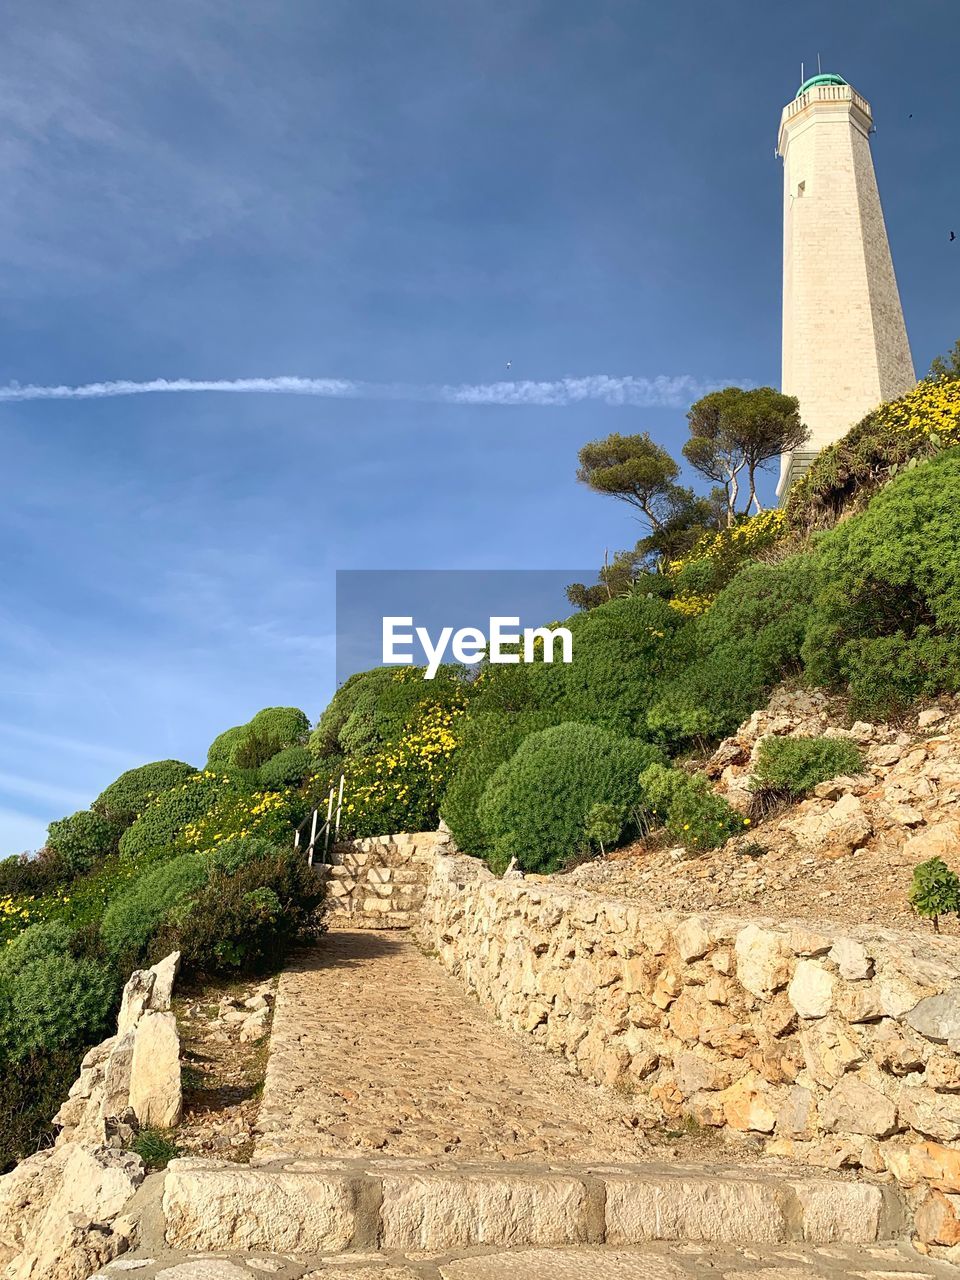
[777,73,915,496]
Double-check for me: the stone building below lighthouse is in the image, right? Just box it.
[777,73,915,496]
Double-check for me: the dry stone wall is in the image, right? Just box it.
[323,829,452,928]
[0,951,184,1280]
[417,853,960,1220]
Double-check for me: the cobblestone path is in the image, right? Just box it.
[254,929,657,1163]
[93,1240,953,1280]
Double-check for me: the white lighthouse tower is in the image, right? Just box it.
[777,72,915,496]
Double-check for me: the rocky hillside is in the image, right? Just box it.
[567,686,960,935]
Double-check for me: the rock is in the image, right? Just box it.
[147,952,180,1012]
[906,988,960,1044]
[834,983,883,1024]
[799,1018,863,1087]
[819,1073,898,1138]
[919,708,948,729]
[789,793,872,853]
[162,1160,359,1252]
[903,821,960,865]
[117,970,156,1036]
[3,1147,142,1280]
[915,1189,960,1245]
[828,939,872,982]
[786,1179,885,1243]
[734,925,793,998]
[776,1086,815,1138]
[899,1087,960,1142]
[101,1030,136,1121]
[886,1140,960,1191]
[674,1052,730,1095]
[674,917,711,963]
[925,1053,960,1090]
[717,1074,778,1133]
[239,1008,271,1043]
[788,960,835,1019]
[129,1011,182,1128]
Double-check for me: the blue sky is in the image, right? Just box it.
[1,1,957,855]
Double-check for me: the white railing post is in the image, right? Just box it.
[307,807,319,867]
[334,773,345,840]
[322,787,335,859]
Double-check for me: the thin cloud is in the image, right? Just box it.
[0,373,748,410]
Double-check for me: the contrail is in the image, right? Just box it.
[0,373,749,409]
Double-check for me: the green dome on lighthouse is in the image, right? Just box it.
[796,73,847,98]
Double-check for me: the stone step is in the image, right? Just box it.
[159,1157,906,1255]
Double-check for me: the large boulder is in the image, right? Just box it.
[129,1010,182,1129]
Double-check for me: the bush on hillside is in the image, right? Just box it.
[647,555,817,748]
[0,851,69,899]
[339,702,465,839]
[310,667,467,761]
[665,508,790,615]
[0,1048,80,1172]
[100,853,208,965]
[93,760,197,827]
[526,593,689,738]
[751,735,864,800]
[802,450,960,717]
[207,708,310,770]
[163,848,326,974]
[46,809,124,876]
[439,706,556,857]
[638,763,746,851]
[909,857,960,933]
[583,801,624,853]
[0,923,115,1064]
[786,378,960,530]
[118,772,232,859]
[477,722,663,874]
[179,788,304,855]
[207,725,245,767]
[258,745,313,790]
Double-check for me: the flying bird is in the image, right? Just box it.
[951,232,956,242]
[506,361,512,370]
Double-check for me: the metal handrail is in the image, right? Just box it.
[293,774,345,866]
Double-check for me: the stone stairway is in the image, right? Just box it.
[106,929,929,1278]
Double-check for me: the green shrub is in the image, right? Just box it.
[751,736,864,799]
[166,848,326,974]
[46,809,124,875]
[0,852,68,898]
[258,746,313,790]
[583,802,624,853]
[118,772,232,859]
[100,853,208,964]
[0,1048,81,1172]
[207,725,245,767]
[647,555,817,748]
[207,833,284,874]
[178,788,304,855]
[0,923,115,1064]
[207,708,310,770]
[311,667,466,761]
[909,857,960,933]
[478,723,663,874]
[786,378,960,530]
[802,450,960,717]
[528,594,688,737]
[93,760,197,827]
[638,763,746,851]
[439,708,555,857]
